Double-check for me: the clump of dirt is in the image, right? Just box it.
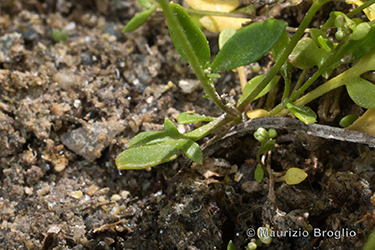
[0,1,374,249]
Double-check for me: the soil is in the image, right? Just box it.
[1,0,375,249]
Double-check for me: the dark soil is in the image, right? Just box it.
[1,1,375,249]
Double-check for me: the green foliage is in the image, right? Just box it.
[177,112,215,124]
[253,127,278,182]
[339,114,358,128]
[116,118,204,169]
[227,240,236,250]
[254,164,264,183]
[238,74,280,108]
[168,3,210,68]
[285,99,317,124]
[117,0,375,171]
[276,168,308,185]
[288,37,330,69]
[122,7,156,33]
[52,28,68,42]
[210,19,287,73]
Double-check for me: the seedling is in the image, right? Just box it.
[253,127,277,183]
[117,0,375,172]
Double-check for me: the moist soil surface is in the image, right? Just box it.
[1,1,375,249]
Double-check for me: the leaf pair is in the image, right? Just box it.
[116,113,225,170]
[168,3,287,73]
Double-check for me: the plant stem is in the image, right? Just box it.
[184,8,253,19]
[291,69,308,96]
[158,0,239,118]
[347,0,375,18]
[269,36,349,116]
[183,114,232,141]
[237,0,328,113]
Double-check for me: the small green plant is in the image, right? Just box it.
[51,28,68,43]
[253,127,277,182]
[117,0,375,170]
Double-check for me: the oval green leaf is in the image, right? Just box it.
[177,112,215,124]
[277,168,307,185]
[286,101,317,124]
[237,74,280,107]
[345,77,375,109]
[210,19,287,73]
[168,3,210,67]
[254,164,264,183]
[116,140,180,170]
[128,118,180,148]
[258,139,276,156]
[288,37,330,70]
[122,7,156,33]
[178,139,203,164]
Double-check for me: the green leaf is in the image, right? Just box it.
[345,77,375,109]
[122,7,156,33]
[137,0,152,9]
[237,74,280,107]
[272,30,292,79]
[163,118,181,137]
[210,19,287,73]
[179,139,203,164]
[258,139,276,156]
[288,37,330,70]
[339,114,358,128]
[254,164,264,183]
[276,168,308,185]
[286,101,317,124]
[128,118,180,148]
[52,29,68,42]
[168,3,210,67]
[272,30,290,61]
[183,114,226,141]
[227,240,236,250]
[177,112,215,124]
[116,138,203,169]
[310,28,333,51]
[128,130,169,148]
[116,140,181,169]
[206,73,221,78]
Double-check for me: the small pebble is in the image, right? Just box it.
[70,191,83,199]
[110,194,121,202]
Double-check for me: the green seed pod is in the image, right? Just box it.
[254,127,268,142]
[267,129,277,139]
[339,114,359,128]
[350,22,371,41]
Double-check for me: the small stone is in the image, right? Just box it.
[70,191,83,199]
[86,184,99,196]
[110,194,121,202]
[120,190,130,199]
